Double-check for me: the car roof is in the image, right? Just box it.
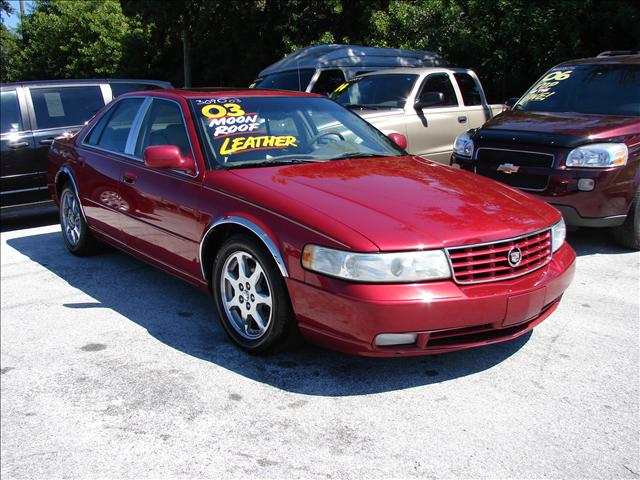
[555,55,640,67]
[257,44,446,77]
[356,66,473,77]
[138,88,324,99]
[1,78,172,88]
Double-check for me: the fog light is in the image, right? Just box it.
[577,178,595,191]
[375,333,417,346]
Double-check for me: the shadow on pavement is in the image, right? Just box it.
[7,230,535,396]
[567,227,633,257]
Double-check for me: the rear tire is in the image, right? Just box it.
[59,183,98,256]
[613,188,639,250]
[212,233,300,354]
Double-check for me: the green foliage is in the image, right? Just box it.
[9,0,148,80]
[2,0,638,100]
[1,25,19,81]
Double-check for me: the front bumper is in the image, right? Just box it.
[286,243,575,357]
[451,152,635,227]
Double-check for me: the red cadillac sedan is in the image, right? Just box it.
[48,89,576,357]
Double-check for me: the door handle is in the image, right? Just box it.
[458,116,468,123]
[8,141,29,149]
[39,138,55,145]
[122,173,138,184]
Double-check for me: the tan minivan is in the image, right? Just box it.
[331,67,504,164]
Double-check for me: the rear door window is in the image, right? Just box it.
[87,98,144,153]
[30,86,104,130]
[454,73,482,106]
[420,74,459,107]
[1,90,23,134]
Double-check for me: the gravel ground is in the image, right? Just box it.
[1,214,638,479]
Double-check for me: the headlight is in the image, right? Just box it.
[551,218,566,252]
[302,245,451,282]
[453,131,474,157]
[566,143,628,168]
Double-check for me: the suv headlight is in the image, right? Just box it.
[551,218,566,252]
[302,245,451,282]
[566,143,628,168]
[453,131,474,158]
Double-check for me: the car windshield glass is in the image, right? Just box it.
[515,64,640,116]
[252,69,315,91]
[190,96,403,168]
[331,74,418,109]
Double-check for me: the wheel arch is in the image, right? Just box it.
[199,216,289,286]
[54,166,88,223]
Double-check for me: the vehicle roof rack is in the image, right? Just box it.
[597,50,640,57]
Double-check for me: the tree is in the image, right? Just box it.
[13,0,145,79]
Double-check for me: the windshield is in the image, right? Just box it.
[515,64,640,116]
[252,69,315,91]
[191,96,403,168]
[331,74,418,109]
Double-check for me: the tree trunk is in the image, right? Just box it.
[182,29,191,88]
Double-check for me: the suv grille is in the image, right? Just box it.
[446,230,552,284]
[475,148,553,191]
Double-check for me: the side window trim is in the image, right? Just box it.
[416,72,460,108]
[15,87,32,132]
[124,97,152,155]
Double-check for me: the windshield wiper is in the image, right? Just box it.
[343,103,383,110]
[331,153,394,161]
[226,158,322,169]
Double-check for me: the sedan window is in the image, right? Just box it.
[86,98,144,153]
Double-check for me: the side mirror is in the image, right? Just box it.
[414,92,445,110]
[504,97,520,109]
[143,145,196,175]
[387,133,408,150]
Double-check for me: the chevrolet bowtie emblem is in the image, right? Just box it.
[497,163,519,174]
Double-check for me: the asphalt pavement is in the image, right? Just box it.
[1,212,638,479]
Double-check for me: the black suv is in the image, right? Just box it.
[1,79,171,212]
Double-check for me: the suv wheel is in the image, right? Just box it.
[613,188,639,250]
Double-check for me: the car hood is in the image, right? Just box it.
[352,108,404,121]
[228,156,560,251]
[478,111,640,148]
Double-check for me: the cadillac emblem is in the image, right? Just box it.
[507,247,523,267]
[497,163,520,174]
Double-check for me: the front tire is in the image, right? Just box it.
[59,183,98,255]
[613,188,639,250]
[212,234,298,354]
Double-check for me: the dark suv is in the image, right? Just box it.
[1,79,171,212]
[451,55,639,249]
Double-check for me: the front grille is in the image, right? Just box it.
[446,229,552,284]
[475,148,553,191]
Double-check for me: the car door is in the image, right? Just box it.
[76,97,146,241]
[454,72,494,128]
[118,97,203,280]
[0,87,41,209]
[404,72,467,164]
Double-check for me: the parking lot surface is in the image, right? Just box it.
[1,214,638,479]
